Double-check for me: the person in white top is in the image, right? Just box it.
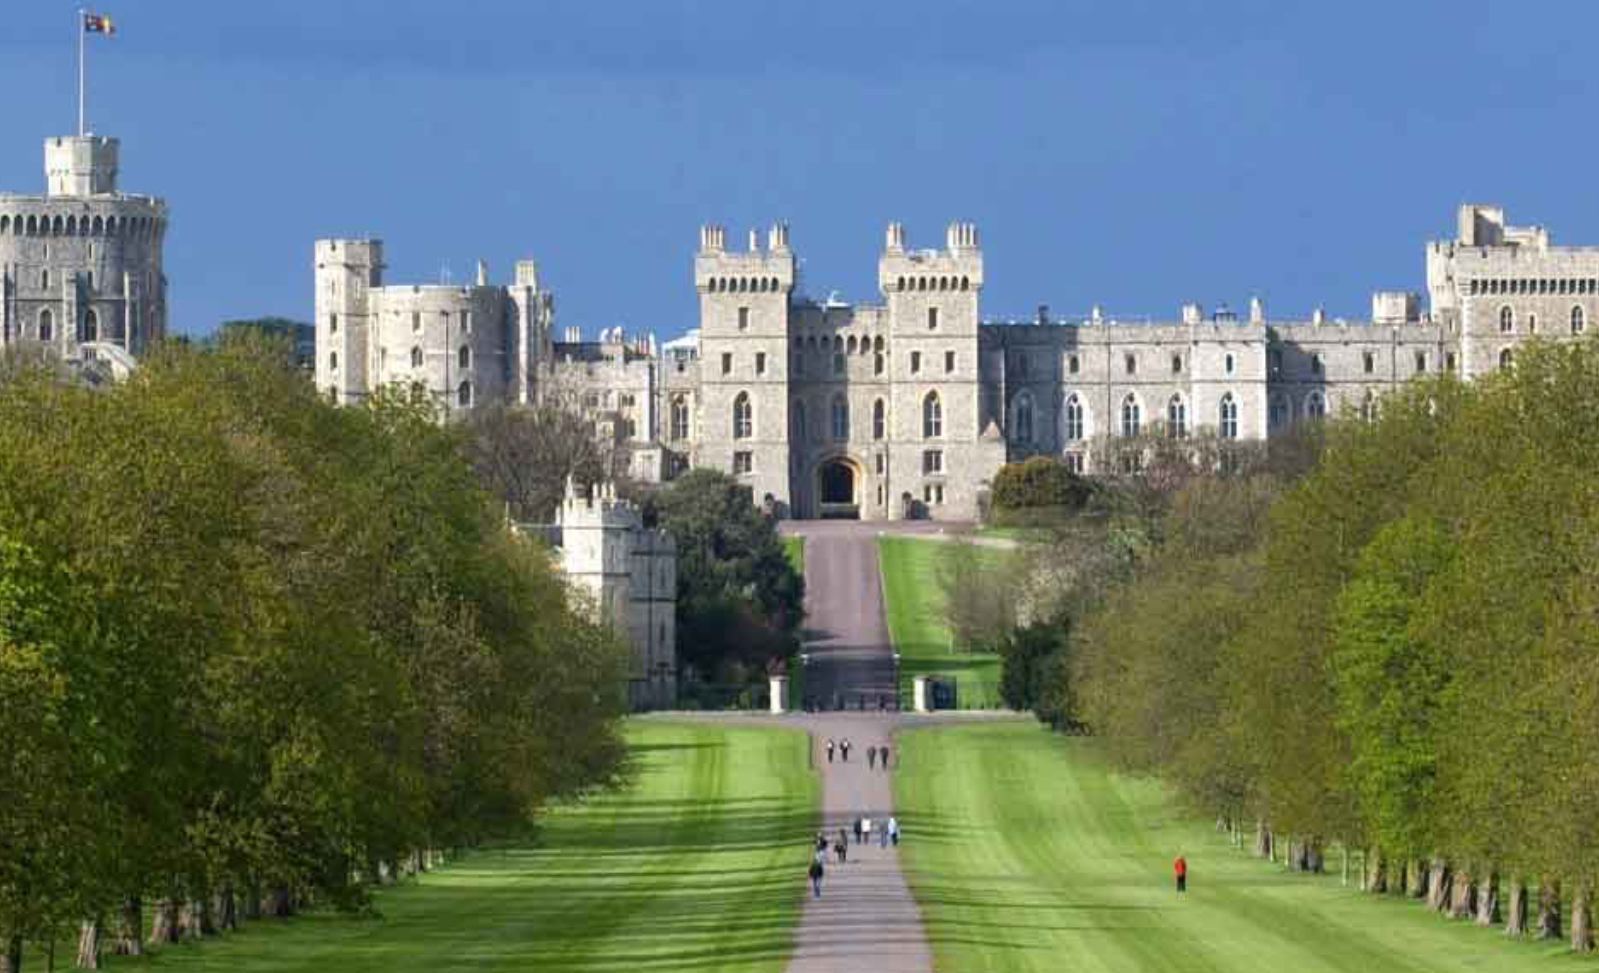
[862,817,873,845]
[888,816,900,846]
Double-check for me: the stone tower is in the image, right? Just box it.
[0,134,168,357]
[694,223,796,510]
[314,239,383,404]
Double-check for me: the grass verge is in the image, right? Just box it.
[101,721,816,973]
[877,536,1003,708]
[895,721,1573,973]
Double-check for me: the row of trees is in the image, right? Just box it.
[0,336,630,971]
[1035,337,1599,952]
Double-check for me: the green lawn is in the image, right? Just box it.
[895,721,1580,973]
[877,536,1003,708]
[105,721,816,973]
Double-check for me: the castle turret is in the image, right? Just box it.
[314,239,382,404]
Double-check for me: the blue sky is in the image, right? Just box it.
[2,1,1595,340]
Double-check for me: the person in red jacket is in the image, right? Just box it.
[1174,854,1188,893]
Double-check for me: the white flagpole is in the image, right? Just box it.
[77,8,86,136]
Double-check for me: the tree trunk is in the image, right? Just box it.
[1570,886,1593,953]
[1342,846,1350,887]
[146,898,179,947]
[1475,873,1500,926]
[243,883,262,922]
[1505,878,1527,937]
[1425,858,1451,912]
[110,898,142,956]
[1254,821,1272,859]
[1365,850,1387,894]
[1448,869,1475,920]
[215,883,236,933]
[76,918,103,969]
[1306,842,1325,874]
[1406,859,1427,898]
[1537,879,1562,940]
[1,935,21,973]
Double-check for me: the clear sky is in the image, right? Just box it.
[2,1,1595,340]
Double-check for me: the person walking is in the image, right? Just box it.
[809,852,826,898]
[836,828,848,863]
[853,816,863,845]
[888,816,899,847]
[825,738,835,764]
[1174,854,1188,893]
[840,739,852,762]
[880,744,891,770]
[862,816,873,848]
[816,832,829,855]
[879,818,889,848]
[867,745,877,770]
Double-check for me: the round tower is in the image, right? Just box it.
[0,135,168,357]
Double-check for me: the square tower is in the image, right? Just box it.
[314,239,382,404]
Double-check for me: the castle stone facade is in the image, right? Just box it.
[0,134,168,359]
[318,203,1596,522]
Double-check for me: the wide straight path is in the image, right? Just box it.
[783,522,899,712]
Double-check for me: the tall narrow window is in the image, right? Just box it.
[738,307,750,331]
[1269,393,1288,429]
[457,382,472,408]
[329,313,339,335]
[874,353,885,376]
[1414,351,1426,374]
[462,310,472,333]
[1220,393,1238,439]
[411,346,424,368]
[39,308,53,342]
[733,451,753,474]
[459,346,471,370]
[1167,394,1186,439]
[945,350,955,373]
[910,351,922,375]
[756,352,767,375]
[1224,353,1235,375]
[1312,352,1324,375]
[1120,394,1141,438]
[1068,354,1080,375]
[1363,351,1375,374]
[1306,391,1326,419]
[721,352,732,375]
[1124,353,1137,376]
[41,269,49,290]
[1014,393,1034,443]
[84,309,98,341]
[671,396,689,440]
[1360,391,1379,422]
[412,311,421,333]
[923,449,944,474]
[831,394,849,440]
[792,400,806,441]
[1064,394,1084,442]
[1500,306,1514,333]
[922,392,942,439]
[329,351,339,371]
[733,392,753,439]
[927,307,939,330]
[1171,353,1183,375]
[1573,306,1586,335]
[1499,348,1514,370]
[872,398,886,440]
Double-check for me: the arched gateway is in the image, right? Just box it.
[816,456,861,519]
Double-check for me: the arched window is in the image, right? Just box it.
[458,345,471,369]
[1499,348,1514,370]
[1269,393,1289,430]
[1224,352,1235,375]
[1500,306,1514,333]
[847,335,858,354]
[1220,393,1239,439]
[410,346,424,368]
[922,392,942,439]
[84,309,99,341]
[733,392,753,439]
[874,353,885,376]
[457,382,472,408]
[66,215,77,236]
[1064,394,1085,442]
[960,276,969,291]
[1166,394,1186,439]
[1120,393,1141,438]
[38,309,52,342]
[1305,391,1326,420]
[329,351,339,371]
[792,399,806,441]
[874,336,885,352]
[1013,392,1034,443]
[831,394,849,440]
[671,396,690,441]
[872,398,886,440]
[1573,306,1586,335]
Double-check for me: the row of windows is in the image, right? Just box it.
[336,345,475,374]
[1057,350,1221,377]
[0,212,161,239]
[729,390,946,441]
[708,276,782,294]
[1497,305,1585,335]
[1469,277,1596,296]
[893,274,971,293]
[18,307,126,342]
[797,334,887,353]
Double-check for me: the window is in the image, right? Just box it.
[41,269,49,290]
[84,309,98,341]
[831,395,849,440]
[923,449,944,474]
[1014,393,1034,443]
[1166,394,1186,439]
[733,451,753,474]
[876,453,886,475]
[670,397,689,440]
[795,354,806,377]
[1064,394,1085,442]
[873,399,886,440]
[1499,348,1514,370]
[1499,306,1514,334]
[1268,350,1282,376]
[733,392,753,439]
[792,400,806,441]
[329,351,339,371]
[411,346,424,368]
[1306,392,1326,419]
[412,311,421,333]
[756,352,767,376]
[1068,354,1080,375]
[945,350,956,373]
[928,307,939,331]
[457,381,472,408]
[462,310,472,333]
[738,307,750,331]
[329,313,339,335]
[910,351,922,374]
[1269,393,1288,429]
[1363,351,1375,375]
[1445,351,1458,373]
[1124,353,1137,376]
[1311,352,1324,375]
[721,352,732,375]
[1224,353,1235,375]
[1171,353,1183,375]
[1574,306,1587,335]
[1120,394,1141,438]
[874,353,885,376]
[833,353,845,375]
[86,270,93,290]
[1065,452,1085,474]
[923,483,945,505]
[1414,351,1426,374]
[459,346,471,370]
[1220,393,1238,440]
[1529,314,1538,334]
[922,392,943,438]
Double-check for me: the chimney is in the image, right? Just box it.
[748,228,760,252]
[1249,296,1264,323]
[885,222,905,253]
[768,222,790,252]
[1312,307,1326,326]
[476,260,488,286]
[1181,302,1202,325]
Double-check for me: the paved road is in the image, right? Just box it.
[784,522,900,713]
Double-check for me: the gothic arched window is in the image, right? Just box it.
[1220,393,1239,439]
[1013,392,1034,443]
[1500,305,1514,333]
[733,392,754,440]
[671,396,690,441]
[1167,394,1186,439]
[922,392,942,439]
[457,381,472,408]
[1573,306,1586,335]
[410,346,424,368]
[38,309,52,342]
[1064,394,1085,442]
[831,394,849,440]
[1120,394,1141,438]
[873,398,886,440]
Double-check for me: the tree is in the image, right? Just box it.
[464,401,626,523]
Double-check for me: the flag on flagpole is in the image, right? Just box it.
[83,12,115,35]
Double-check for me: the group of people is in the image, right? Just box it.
[806,816,903,897]
[824,737,892,769]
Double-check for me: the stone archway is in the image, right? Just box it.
[816,456,861,519]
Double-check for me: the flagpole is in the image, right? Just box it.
[77,8,86,136]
